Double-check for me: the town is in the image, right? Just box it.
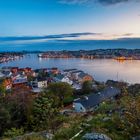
[37,49,140,60]
[0,0,140,139]
[0,65,140,140]
[0,66,93,93]
[0,53,23,63]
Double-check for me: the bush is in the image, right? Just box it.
[22,134,46,140]
[4,128,24,138]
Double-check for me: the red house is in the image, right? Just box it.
[11,67,19,74]
[3,78,12,90]
[51,68,59,75]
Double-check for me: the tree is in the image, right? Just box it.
[0,80,6,96]
[82,81,92,94]
[122,96,140,135]
[32,93,58,131]
[0,106,11,136]
[47,82,73,107]
[4,92,35,131]
[128,84,140,96]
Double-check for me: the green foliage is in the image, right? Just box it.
[0,92,34,137]
[38,71,49,78]
[22,134,46,140]
[88,113,130,140]
[7,93,34,129]
[63,96,74,105]
[32,94,58,131]
[27,76,34,82]
[0,80,6,96]
[0,106,11,135]
[96,101,117,114]
[1,82,140,140]
[53,125,81,140]
[4,128,24,138]
[86,94,140,140]
[47,82,73,107]
[121,96,140,135]
[82,81,93,94]
[128,84,140,96]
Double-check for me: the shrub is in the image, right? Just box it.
[22,134,46,140]
[4,128,24,138]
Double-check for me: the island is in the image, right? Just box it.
[37,49,140,60]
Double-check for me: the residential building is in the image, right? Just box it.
[54,74,73,85]
[3,78,12,90]
[0,71,5,78]
[12,75,28,85]
[31,77,48,89]
[78,72,93,83]
[72,82,82,90]
[51,67,59,75]
[2,71,12,77]
[73,87,121,112]
[71,70,83,80]
[11,67,18,74]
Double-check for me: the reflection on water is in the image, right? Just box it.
[0,54,140,84]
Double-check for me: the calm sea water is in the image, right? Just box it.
[0,54,140,84]
[0,39,140,52]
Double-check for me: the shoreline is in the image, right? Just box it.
[0,53,140,84]
[36,49,140,60]
[0,48,139,53]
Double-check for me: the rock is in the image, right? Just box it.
[82,132,111,140]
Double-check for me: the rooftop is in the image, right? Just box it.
[74,87,121,109]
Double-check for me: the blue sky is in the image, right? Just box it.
[0,0,140,40]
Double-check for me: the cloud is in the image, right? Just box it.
[59,0,138,5]
[0,33,140,47]
[0,32,100,42]
[59,0,88,4]
[0,32,138,43]
[98,0,130,5]
[117,37,140,41]
[47,32,101,38]
[0,32,139,46]
[123,33,133,36]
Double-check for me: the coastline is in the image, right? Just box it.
[1,53,140,84]
[1,48,140,66]
[36,49,140,60]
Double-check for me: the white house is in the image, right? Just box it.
[31,77,48,89]
[31,78,48,93]
[54,74,73,85]
[0,72,5,78]
[73,98,86,112]
[71,70,83,80]
[72,83,82,90]
[3,71,12,77]
[63,69,77,76]
[73,87,121,112]
[12,75,28,85]
[38,80,47,88]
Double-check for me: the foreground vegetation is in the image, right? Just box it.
[0,81,140,140]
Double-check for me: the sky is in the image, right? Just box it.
[0,0,140,40]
